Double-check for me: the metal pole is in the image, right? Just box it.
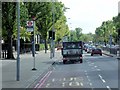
[109,35,112,54]
[119,36,120,59]
[17,0,20,81]
[32,20,37,70]
[52,0,55,58]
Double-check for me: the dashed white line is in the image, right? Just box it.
[63,78,66,81]
[94,66,97,68]
[69,82,72,86]
[102,79,106,83]
[70,77,73,81]
[52,79,55,82]
[89,83,92,86]
[98,74,106,83]
[74,77,77,80]
[106,86,111,90]
[97,69,101,71]
[80,83,83,86]
[62,82,65,87]
[76,82,80,86]
[45,83,50,87]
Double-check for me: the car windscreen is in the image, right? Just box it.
[63,42,82,49]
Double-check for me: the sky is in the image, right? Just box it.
[59,0,120,34]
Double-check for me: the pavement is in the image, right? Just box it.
[102,50,119,58]
[1,50,61,89]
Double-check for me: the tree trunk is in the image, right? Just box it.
[6,35,15,59]
[44,39,47,53]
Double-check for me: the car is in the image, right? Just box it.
[87,46,95,53]
[91,48,102,56]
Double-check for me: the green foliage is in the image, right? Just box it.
[94,15,119,44]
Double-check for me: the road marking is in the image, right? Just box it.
[34,72,50,88]
[62,82,65,87]
[76,82,80,86]
[106,86,111,90]
[94,66,97,68]
[45,83,50,87]
[52,79,55,82]
[80,83,83,86]
[37,71,52,88]
[63,78,66,81]
[89,83,92,86]
[97,69,101,71]
[70,77,73,81]
[74,77,77,80]
[98,74,106,83]
[69,82,72,86]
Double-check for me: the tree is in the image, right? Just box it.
[2,2,16,59]
[75,27,82,40]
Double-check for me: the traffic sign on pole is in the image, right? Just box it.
[26,21,34,32]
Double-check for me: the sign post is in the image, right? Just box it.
[26,20,37,70]
[32,20,37,70]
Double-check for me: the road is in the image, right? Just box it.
[29,51,118,89]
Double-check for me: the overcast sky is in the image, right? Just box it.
[59,0,120,34]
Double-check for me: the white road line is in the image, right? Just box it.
[70,77,73,81]
[97,69,101,71]
[63,78,66,81]
[46,83,50,87]
[94,66,97,68]
[106,86,111,90]
[74,77,77,80]
[89,83,92,86]
[98,75,102,79]
[62,82,65,87]
[98,74,106,83]
[69,82,72,86]
[52,79,55,82]
[80,83,83,86]
[76,82,80,86]
[102,79,106,83]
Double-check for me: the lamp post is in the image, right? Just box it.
[16,0,20,81]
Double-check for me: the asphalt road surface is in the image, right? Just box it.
[30,51,118,89]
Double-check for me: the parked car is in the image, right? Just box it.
[91,48,102,56]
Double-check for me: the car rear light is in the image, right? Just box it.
[80,57,83,59]
[62,58,67,60]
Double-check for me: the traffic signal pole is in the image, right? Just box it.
[16,1,20,81]
[50,0,55,59]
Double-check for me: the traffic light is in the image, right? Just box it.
[49,31,55,40]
